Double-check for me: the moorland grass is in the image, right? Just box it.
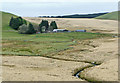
[1,11,112,56]
[2,31,111,56]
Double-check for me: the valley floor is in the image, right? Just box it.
[2,37,118,81]
[2,18,118,81]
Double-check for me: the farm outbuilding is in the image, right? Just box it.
[75,30,86,32]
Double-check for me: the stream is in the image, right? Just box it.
[74,62,100,79]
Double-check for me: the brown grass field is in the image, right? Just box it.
[2,18,118,81]
[23,17,118,33]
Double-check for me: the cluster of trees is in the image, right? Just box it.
[9,17,58,34]
[9,17,36,34]
[39,20,58,33]
[9,17,27,30]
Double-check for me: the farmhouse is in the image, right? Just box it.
[53,29,70,32]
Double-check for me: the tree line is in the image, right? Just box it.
[9,17,58,34]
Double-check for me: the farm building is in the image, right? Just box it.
[53,29,71,32]
[75,30,86,32]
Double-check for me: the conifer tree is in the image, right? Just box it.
[50,21,58,30]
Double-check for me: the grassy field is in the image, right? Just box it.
[95,11,118,20]
[2,11,111,56]
[3,31,110,56]
[2,11,118,82]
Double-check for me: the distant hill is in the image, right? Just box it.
[39,12,108,18]
[95,11,118,20]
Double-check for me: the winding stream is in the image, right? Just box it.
[74,62,101,80]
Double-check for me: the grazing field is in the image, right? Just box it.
[2,12,111,56]
[2,12,118,81]
[3,37,118,81]
[3,31,110,56]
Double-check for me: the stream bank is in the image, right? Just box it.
[73,62,101,82]
[73,58,118,82]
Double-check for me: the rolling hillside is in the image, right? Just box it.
[95,11,118,20]
[1,11,18,30]
[2,11,38,31]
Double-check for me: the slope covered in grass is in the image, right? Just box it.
[1,11,18,30]
[95,11,118,20]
